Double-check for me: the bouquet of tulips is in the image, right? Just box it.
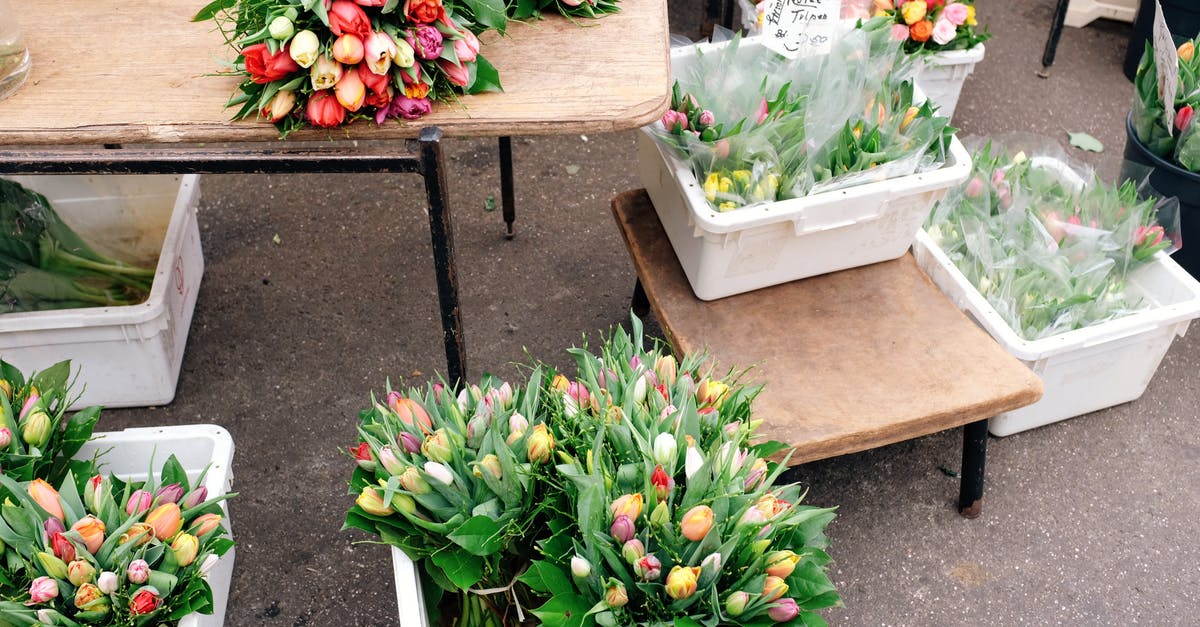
[862,0,988,54]
[523,318,837,626]
[0,456,234,625]
[344,371,556,626]
[1132,36,1200,172]
[652,21,953,212]
[194,0,502,136]
[924,138,1180,340]
[0,360,99,486]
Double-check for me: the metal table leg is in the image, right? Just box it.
[1039,0,1072,78]
[419,127,467,387]
[958,418,989,518]
[632,279,650,318]
[499,136,515,239]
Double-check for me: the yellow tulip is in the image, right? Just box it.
[900,0,926,25]
[610,493,644,521]
[665,565,701,600]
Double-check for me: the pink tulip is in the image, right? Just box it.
[942,2,968,26]
[454,30,480,64]
[610,514,635,543]
[126,489,152,516]
[28,576,57,604]
[437,59,470,87]
[661,109,688,132]
[768,598,800,621]
[127,559,150,584]
[891,23,911,41]
[756,98,769,124]
[965,177,984,198]
[364,32,398,74]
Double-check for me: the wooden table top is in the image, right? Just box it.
[0,0,670,145]
[612,189,1044,465]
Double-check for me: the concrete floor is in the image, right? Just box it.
[96,0,1200,624]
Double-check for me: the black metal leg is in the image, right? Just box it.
[701,0,723,38]
[499,136,515,240]
[1038,0,1072,77]
[958,418,988,518]
[419,127,467,388]
[632,279,650,318]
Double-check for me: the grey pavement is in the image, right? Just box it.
[98,0,1200,625]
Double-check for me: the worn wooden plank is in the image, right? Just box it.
[0,0,669,145]
[611,189,1044,465]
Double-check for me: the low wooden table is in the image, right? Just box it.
[611,189,1044,517]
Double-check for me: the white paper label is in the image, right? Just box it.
[762,0,841,59]
[1153,0,1179,134]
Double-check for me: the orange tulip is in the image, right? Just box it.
[391,397,433,433]
[145,503,182,541]
[610,493,644,521]
[70,516,106,555]
[679,505,714,541]
[28,479,64,520]
[763,575,789,602]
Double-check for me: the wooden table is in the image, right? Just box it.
[0,0,671,384]
[612,189,1044,517]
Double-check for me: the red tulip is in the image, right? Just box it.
[129,588,160,615]
[306,90,347,128]
[329,1,372,37]
[50,532,76,562]
[357,63,390,96]
[242,43,300,85]
[1177,105,1195,132]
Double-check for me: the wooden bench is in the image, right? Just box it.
[611,189,1043,517]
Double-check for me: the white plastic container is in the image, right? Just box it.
[76,425,236,627]
[0,174,203,409]
[1065,0,1138,28]
[915,44,985,121]
[638,128,971,301]
[914,231,1200,436]
[392,547,430,626]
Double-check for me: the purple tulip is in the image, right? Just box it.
[610,514,635,544]
[768,598,800,622]
[155,483,184,505]
[183,486,208,509]
[43,518,65,537]
[406,25,443,61]
[399,431,421,454]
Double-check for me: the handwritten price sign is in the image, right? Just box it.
[762,0,840,59]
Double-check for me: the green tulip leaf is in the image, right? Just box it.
[446,515,503,556]
[467,56,503,95]
[530,593,592,627]
[429,549,484,589]
[519,560,574,597]
[1067,131,1104,153]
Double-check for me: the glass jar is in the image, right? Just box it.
[0,0,31,101]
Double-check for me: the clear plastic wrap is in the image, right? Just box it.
[651,18,952,211]
[925,135,1182,340]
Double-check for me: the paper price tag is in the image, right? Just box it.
[762,0,841,59]
[1153,0,1179,135]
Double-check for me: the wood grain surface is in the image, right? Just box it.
[612,189,1044,465]
[0,0,670,145]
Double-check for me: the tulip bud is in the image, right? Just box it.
[377,445,405,476]
[700,552,722,578]
[899,105,920,132]
[634,553,662,581]
[289,30,321,68]
[332,33,365,65]
[269,15,294,41]
[650,464,673,503]
[1180,40,1195,63]
[43,516,64,537]
[97,571,118,595]
[171,533,200,566]
[199,554,220,577]
[653,433,677,467]
[37,551,68,579]
[622,539,645,564]
[421,429,453,463]
[129,588,160,615]
[476,454,502,479]
[0,427,10,447]
[423,461,454,486]
[508,411,529,434]
[67,560,96,586]
[526,424,555,464]
[127,559,150,584]
[604,580,628,608]
[0,379,9,400]
[744,458,769,491]
[398,467,431,494]
[766,550,802,578]
[310,55,343,90]
[610,514,635,544]
[550,374,570,393]
[570,555,590,578]
[146,503,183,541]
[119,522,154,547]
[21,410,50,448]
[665,565,700,600]
[83,475,105,513]
[650,501,670,527]
[335,69,366,111]
[753,538,772,556]
[49,533,74,563]
[654,354,678,386]
[71,516,106,555]
[29,479,64,521]
[74,582,103,610]
[762,575,788,602]
[725,591,750,616]
[262,89,297,123]
[609,493,644,521]
[155,483,184,505]
[678,373,696,399]
[125,489,152,516]
[391,492,416,514]
[392,397,434,433]
[357,487,394,516]
[28,576,58,604]
[181,486,209,510]
[684,441,704,480]
[398,431,421,454]
[769,597,800,621]
[189,513,223,537]
[680,505,714,542]
[393,37,416,68]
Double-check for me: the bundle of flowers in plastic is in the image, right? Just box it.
[924,137,1181,341]
[650,19,953,212]
[1132,36,1200,171]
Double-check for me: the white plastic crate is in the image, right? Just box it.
[638,129,970,301]
[0,174,203,409]
[76,425,236,627]
[915,44,985,121]
[392,547,430,626]
[914,230,1200,436]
